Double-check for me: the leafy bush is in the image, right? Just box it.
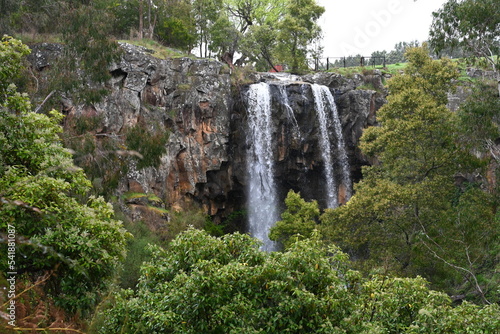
[100,229,500,333]
[125,123,169,170]
[0,110,129,313]
[118,217,163,290]
[63,116,127,198]
[269,190,319,248]
[0,37,129,315]
[165,204,210,242]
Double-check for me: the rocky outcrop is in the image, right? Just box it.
[114,44,234,218]
[33,42,235,224]
[28,42,386,227]
[27,43,64,70]
[231,74,385,209]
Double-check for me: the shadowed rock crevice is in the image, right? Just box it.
[28,42,386,228]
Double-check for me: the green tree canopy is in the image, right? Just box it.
[101,228,500,333]
[429,0,500,95]
[275,0,325,73]
[269,190,320,248]
[321,46,498,303]
[0,36,129,313]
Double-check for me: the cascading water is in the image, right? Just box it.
[311,84,352,207]
[322,86,352,202]
[245,82,352,249]
[277,84,301,140]
[311,84,338,208]
[246,82,278,251]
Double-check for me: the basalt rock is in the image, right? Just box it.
[28,43,386,227]
[231,74,385,210]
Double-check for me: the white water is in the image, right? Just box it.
[312,84,338,208]
[277,84,301,140]
[311,84,352,207]
[322,86,352,202]
[246,83,278,251]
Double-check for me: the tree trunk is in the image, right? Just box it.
[138,0,144,39]
[221,51,234,70]
[497,73,500,98]
[146,0,154,39]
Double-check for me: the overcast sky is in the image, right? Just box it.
[316,0,449,57]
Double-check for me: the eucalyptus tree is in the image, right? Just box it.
[321,46,497,303]
[192,0,224,57]
[429,0,500,95]
[207,0,286,66]
[0,36,128,315]
[197,0,324,72]
[275,0,324,73]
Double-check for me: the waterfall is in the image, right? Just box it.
[322,86,352,202]
[312,84,338,208]
[311,84,352,207]
[277,84,301,140]
[246,82,278,251]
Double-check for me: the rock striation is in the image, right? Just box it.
[231,74,384,212]
[28,42,386,228]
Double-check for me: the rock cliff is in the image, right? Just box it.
[28,43,386,229]
[231,76,384,212]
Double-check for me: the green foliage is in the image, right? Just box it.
[157,17,196,51]
[100,229,351,333]
[57,0,121,103]
[2,0,328,75]
[208,14,241,56]
[100,229,500,333]
[4,1,122,104]
[429,0,500,94]
[153,0,197,51]
[0,35,30,98]
[276,0,325,73]
[62,117,126,198]
[321,46,497,303]
[0,109,128,312]
[239,24,278,71]
[165,205,211,242]
[125,122,169,170]
[119,38,189,59]
[0,38,128,314]
[269,190,320,248]
[192,0,224,57]
[220,209,247,233]
[118,217,163,290]
[64,118,168,198]
[203,218,225,237]
[348,275,451,333]
[457,81,500,152]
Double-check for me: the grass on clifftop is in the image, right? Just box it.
[12,33,192,60]
[13,32,62,44]
[119,38,192,59]
[326,58,484,83]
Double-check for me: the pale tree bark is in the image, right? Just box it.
[146,0,157,39]
[138,0,144,39]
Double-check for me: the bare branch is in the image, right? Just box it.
[34,90,56,114]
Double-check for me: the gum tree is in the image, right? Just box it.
[0,36,128,316]
[276,0,324,73]
[321,46,498,303]
[429,0,500,95]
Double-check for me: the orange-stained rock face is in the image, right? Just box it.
[338,184,347,206]
[128,180,144,194]
[31,42,388,229]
